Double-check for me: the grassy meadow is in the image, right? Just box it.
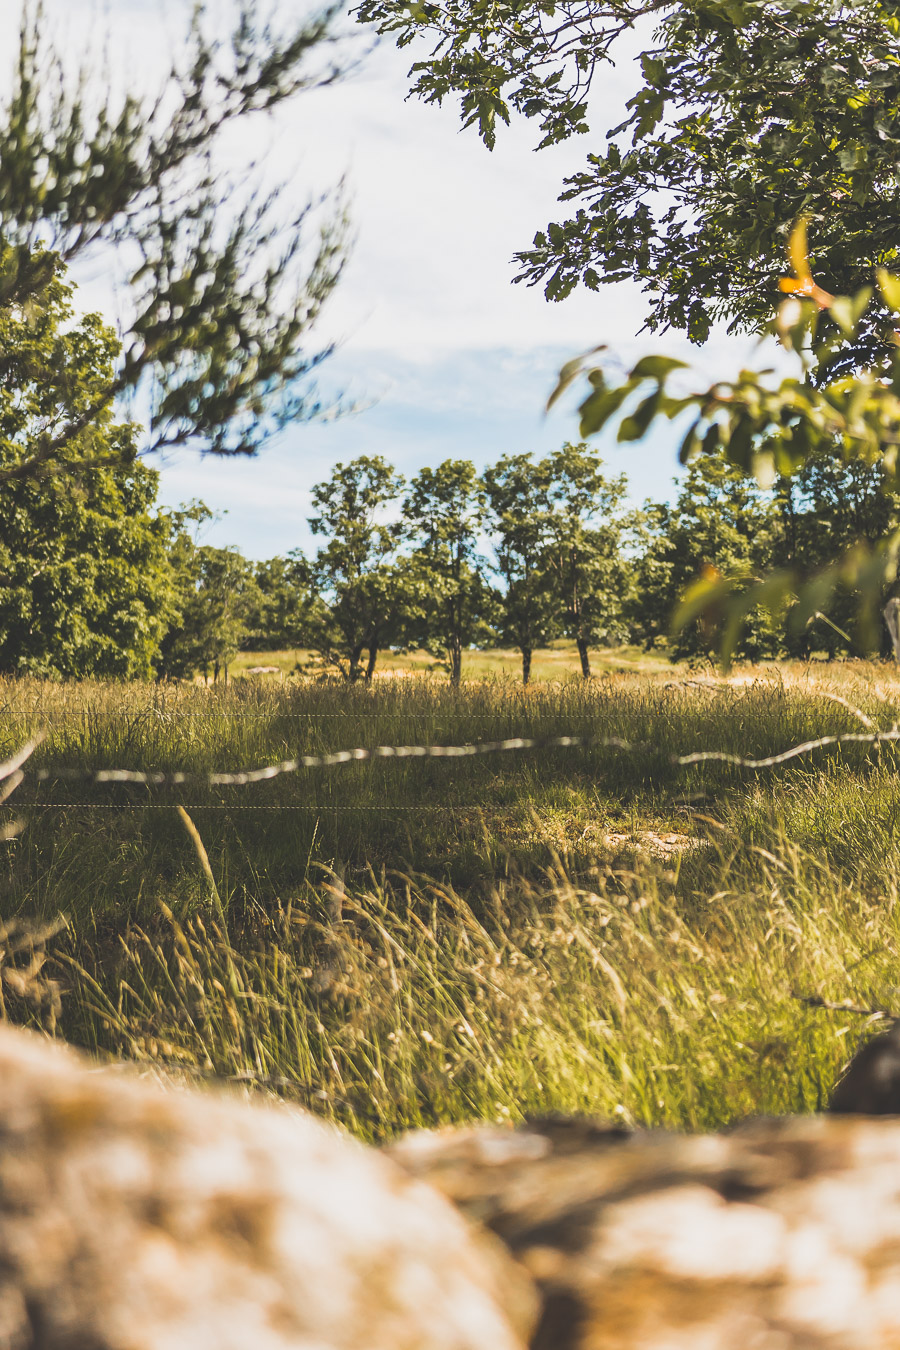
[4,648,900,1139]
[230,640,680,682]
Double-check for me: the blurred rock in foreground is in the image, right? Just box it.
[0,1027,532,1350]
[7,1024,900,1350]
[391,1112,900,1349]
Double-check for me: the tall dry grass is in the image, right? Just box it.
[2,662,900,1135]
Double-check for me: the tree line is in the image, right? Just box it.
[13,394,898,684]
[181,449,900,682]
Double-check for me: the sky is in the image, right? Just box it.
[43,1,773,559]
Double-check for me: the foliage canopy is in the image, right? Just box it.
[0,1,347,486]
[359,0,900,361]
[546,234,900,659]
[0,274,173,676]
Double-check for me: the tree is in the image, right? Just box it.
[632,461,783,660]
[402,460,497,685]
[0,2,347,488]
[194,548,259,684]
[308,456,406,682]
[483,453,557,685]
[0,273,174,677]
[245,555,320,652]
[544,245,900,659]
[772,453,900,657]
[359,0,900,365]
[160,538,258,684]
[539,443,633,678]
[154,500,215,681]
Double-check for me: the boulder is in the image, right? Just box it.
[8,1021,900,1349]
[829,1019,900,1115]
[390,1112,900,1349]
[0,1027,533,1350]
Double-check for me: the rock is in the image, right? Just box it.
[390,1112,900,1349]
[11,1021,900,1350]
[0,1027,533,1350]
[829,1020,900,1114]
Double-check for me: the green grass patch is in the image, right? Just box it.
[2,661,900,1137]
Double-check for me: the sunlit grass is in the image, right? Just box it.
[2,659,900,1136]
[229,642,678,682]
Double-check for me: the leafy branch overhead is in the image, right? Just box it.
[549,225,900,661]
[0,2,349,485]
[360,0,900,362]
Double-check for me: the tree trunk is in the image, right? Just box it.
[213,659,220,684]
[576,636,591,679]
[348,645,364,682]
[365,642,378,684]
[886,599,900,663]
[521,647,532,686]
[448,636,462,686]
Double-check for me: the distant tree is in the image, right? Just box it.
[0,273,174,677]
[540,443,633,678]
[630,451,900,660]
[154,501,214,680]
[773,454,900,656]
[245,554,320,651]
[402,460,497,685]
[483,453,557,685]
[308,456,406,682]
[632,460,783,660]
[162,544,258,684]
[0,3,347,489]
[195,548,259,684]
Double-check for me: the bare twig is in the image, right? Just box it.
[793,992,895,1021]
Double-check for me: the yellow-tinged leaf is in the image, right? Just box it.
[779,216,834,309]
[787,216,811,283]
[877,268,900,314]
[752,451,776,489]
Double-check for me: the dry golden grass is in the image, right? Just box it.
[2,658,900,1136]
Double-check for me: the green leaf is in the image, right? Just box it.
[578,384,631,436]
[722,413,754,472]
[678,421,701,464]
[629,355,688,381]
[719,572,796,669]
[700,422,721,456]
[545,347,605,413]
[617,390,661,442]
[640,54,665,86]
[671,570,735,635]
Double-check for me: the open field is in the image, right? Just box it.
[4,660,900,1139]
[230,642,680,682]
